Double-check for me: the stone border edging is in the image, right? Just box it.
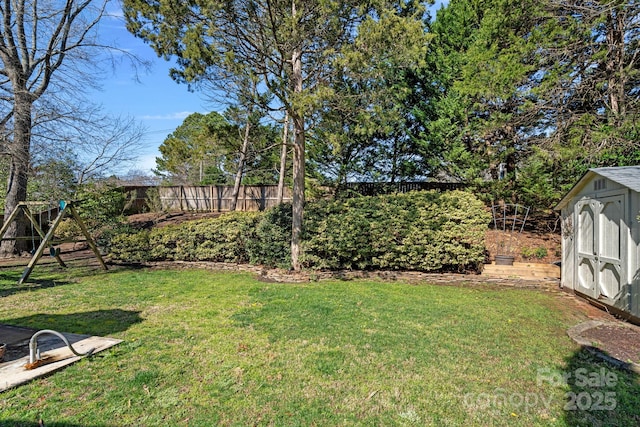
[567,321,640,375]
[129,260,560,288]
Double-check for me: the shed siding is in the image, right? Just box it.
[560,205,575,290]
[560,169,640,320]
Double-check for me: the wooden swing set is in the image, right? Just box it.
[0,200,107,285]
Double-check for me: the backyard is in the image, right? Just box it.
[1,264,639,426]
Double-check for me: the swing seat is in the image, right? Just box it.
[49,246,60,257]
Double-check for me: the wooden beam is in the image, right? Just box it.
[16,201,107,285]
[22,206,67,268]
[67,204,107,271]
[18,204,69,285]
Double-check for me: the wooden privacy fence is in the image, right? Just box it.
[150,182,458,212]
[157,185,291,212]
[0,202,61,230]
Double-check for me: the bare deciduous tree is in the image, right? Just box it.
[0,0,147,255]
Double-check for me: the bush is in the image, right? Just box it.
[144,187,163,213]
[109,207,293,267]
[521,246,548,260]
[246,203,292,268]
[301,190,490,272]
[109,230,151,262]
[108,212,263,263]
[148,222,195,261]
[301,196,384,270]
[188,212,262,262]
[75,183,128,230]
[109,190,490,272]
[54,218,82,240]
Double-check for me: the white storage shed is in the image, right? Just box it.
[555,166,640,321]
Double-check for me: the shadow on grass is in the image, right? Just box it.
[5,309,143,337]
[560,347,640,426]
[0,260,147,299]
[0,271,72,298]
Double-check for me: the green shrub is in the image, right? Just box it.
[109,190,490,272]
[521,246,548,260]
[301,190,490,272]
[535,246,548,259]
[54,218,82,240]
[521,247,534,259]
[147,212,262,262]
[301,195,386,270]
[75,183,128,229]
[109,212,263,263]
[148,223,194,261]
[108,230,151,262]
[246,203,292,268]
[95,222,140,254]
[190,212,262,262]
[144,187,163,213]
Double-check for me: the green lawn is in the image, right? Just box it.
[0,266,638,426]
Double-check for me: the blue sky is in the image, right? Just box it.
[94,1,449,176]
[92,6,209,175]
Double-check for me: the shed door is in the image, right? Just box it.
[575,195,625,300]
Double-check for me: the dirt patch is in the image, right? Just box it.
[580,323,640,365]
[485,229,562,264]
[126,211,224,230]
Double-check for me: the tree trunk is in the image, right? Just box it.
[277,112,289,205]
[1,91,33,256]
[231,120,251,211]
[605,6,626,125]
[291,112,305,271]
[290,42,305,271]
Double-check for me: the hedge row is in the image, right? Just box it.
[301,190,490,271]
[109,190,490,272]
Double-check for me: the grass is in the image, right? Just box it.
[0,265,639,426]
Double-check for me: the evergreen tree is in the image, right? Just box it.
[124,0,429,269]
[420,0,640,208]
[155,112,233,185]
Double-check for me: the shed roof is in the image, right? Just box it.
[555,166,640,210]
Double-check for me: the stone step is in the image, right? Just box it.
[482,262,560,280]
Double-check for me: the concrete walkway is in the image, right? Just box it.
[0,324,121,392]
